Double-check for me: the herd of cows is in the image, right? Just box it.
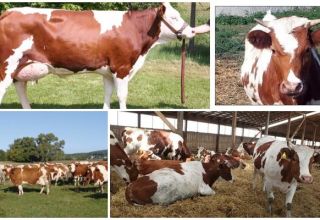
[0,160,108,195]
[110,127,320,217]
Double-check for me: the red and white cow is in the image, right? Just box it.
[0,3,196,109]
[110,131,139,184]
[85,163,108,193]
[196,146,215,162]
[69,161,92,186]
[122,127,191,161]
[125,154,240,205]
[5,165,50,195]
[241,10,320,105]
[252,136,318,217]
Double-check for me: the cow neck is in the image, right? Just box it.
[201,161,220,187]
[276,148,300,183]
[125,8,162,56]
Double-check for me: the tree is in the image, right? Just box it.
[0,150,6,161]
[36,133,65,162]
[7,137,38,162]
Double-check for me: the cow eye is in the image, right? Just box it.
[271,49,276,54]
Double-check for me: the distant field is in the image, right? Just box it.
[1,3,210,109]
[0,181,107,217]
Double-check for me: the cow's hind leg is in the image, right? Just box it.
[113,75,129,109]
[0,76,13,106]
[103,75,114,109]
[14,81,31,109]
[40,185,45,194]
[18,185,23,195]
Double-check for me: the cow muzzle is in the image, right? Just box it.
[280,81,303,97]
[300,175,313,184]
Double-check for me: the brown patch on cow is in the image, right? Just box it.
[137,134,143,141]
[254,141,274,169]
[9,166,43,185]
[241,73,249,87]
[136,159,184,175]
[126,137,133,144]
[276,148,300,183]
[110,142,139,183]
[125,176,158,205]
[125,130,133,135]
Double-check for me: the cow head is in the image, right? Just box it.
[247,15,320,97]
[278,145,314,183]
[211,154,240,182]
[158,3,195,41]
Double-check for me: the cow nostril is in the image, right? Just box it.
[295,82,303,93]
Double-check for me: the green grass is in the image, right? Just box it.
[216,7,320,58]
[2,60,209,109]
[0,183,107,217]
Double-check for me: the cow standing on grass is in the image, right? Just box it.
[85,163,108,193]
[3,165,50,195]
[0,3,196,109]
[241,11,320,105]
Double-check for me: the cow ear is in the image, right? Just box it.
[247,30,272,49]
[158,3,166,17]
[311,29,320,46]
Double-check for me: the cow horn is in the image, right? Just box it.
[254,18,272,30]
[308,19,320,27]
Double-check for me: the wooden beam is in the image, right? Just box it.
[137,113,141,128]
[301,119,307,145]
[265,111,270,135]
[177,112,184,136]
[215,121,220,153]
[286,112,292,141]
[154,111,177,132]
[312,126,318,147]
[232,112,237,148]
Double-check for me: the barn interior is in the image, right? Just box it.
[110,111,320,217]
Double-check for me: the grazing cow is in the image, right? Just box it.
[196,146,215,162]
[85,164,108,193]
[236,142,256,159]
[69,162,91,187]
[241,10,320,105]
[0,3,195,109]
[6,165,49,195]
[110,131,139,184]
[0,165,5,183]
[252,136,317,217]
[122,127,191,161]
[125,154,239,205]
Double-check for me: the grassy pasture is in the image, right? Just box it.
[1,3,210,109]
[0,182,107,217]
[215,7,320,105]
[111,161,320,217]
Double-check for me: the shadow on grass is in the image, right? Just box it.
[68,186,98,193]
[2,186,42,194]
[84,192,108,199]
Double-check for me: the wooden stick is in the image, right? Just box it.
[181,39,186,104]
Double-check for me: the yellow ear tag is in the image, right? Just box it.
[281,152,287,160]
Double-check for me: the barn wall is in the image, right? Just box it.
[110,125,257,154]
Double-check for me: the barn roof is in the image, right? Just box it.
[132,111,320,141]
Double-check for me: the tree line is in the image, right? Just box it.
[0,133,65,162]
[0,3,166,12]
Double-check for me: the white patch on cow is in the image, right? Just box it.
[128,54,148,81]
[110,131,118,145]
[96,165,108,182]
[287,70,302,84]
[148,161,214,204]
[92,11,125,34]
[112,165,130,183]
[70,164,76,173]
[8,7,54,21]
[292,145,314,179]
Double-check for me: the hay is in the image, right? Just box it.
[111,161,320,217]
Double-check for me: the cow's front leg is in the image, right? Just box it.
[285,182,297,217]
[18,185,24,195]
[103,75,114,109]
[113,75,129,109]
[0,76,13,106]
[14,81,31,109]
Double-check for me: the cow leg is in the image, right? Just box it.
[198,183,215,196]
[0,77,13,106]
[285,182,297,217]
[103,75,114,109]
[14,81,31,109]
[266,188,274,216]
[113,75,129,109]
[18,185,23,195]
[40,185,45,194]
[46,182,50,195]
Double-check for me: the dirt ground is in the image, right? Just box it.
[215,58,250,105]
[111,161,320,217]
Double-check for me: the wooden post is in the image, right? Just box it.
[301,120,307,145]
[265,111,270,135]
[312,126,317,147]
[154,111,177,132]
[137,113,141,128]
[184,118,188,143]
[286,112,292,142]
[188,2,196,53]
[232,112,237,148]
[216,121,220,153]
[177,112,184,136]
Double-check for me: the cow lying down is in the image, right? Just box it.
[125,154,240,205]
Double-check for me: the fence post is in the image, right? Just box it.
[188,2,196,53]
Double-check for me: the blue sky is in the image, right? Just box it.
[0,111,108,154]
